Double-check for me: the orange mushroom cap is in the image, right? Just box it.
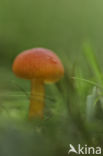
[12,48,64,82]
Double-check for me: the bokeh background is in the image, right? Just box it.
[0,0,103,156]
[1,0,103,67]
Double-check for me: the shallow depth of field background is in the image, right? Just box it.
[0,1,103,156]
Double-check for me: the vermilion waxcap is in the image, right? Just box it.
[13,48,64,82]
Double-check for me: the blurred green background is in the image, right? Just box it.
[0,0,103,156]
[1,0,103,67]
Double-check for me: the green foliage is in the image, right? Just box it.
[83,43,103,85]
[1,50,103,155]
[86,86,97,121]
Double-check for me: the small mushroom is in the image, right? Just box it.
[12,48,64,119]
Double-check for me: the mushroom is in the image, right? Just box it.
[12,48,64,119]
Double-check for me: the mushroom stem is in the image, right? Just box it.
[29,79,45,119]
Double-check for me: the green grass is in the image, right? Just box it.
[0,45,103,156]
